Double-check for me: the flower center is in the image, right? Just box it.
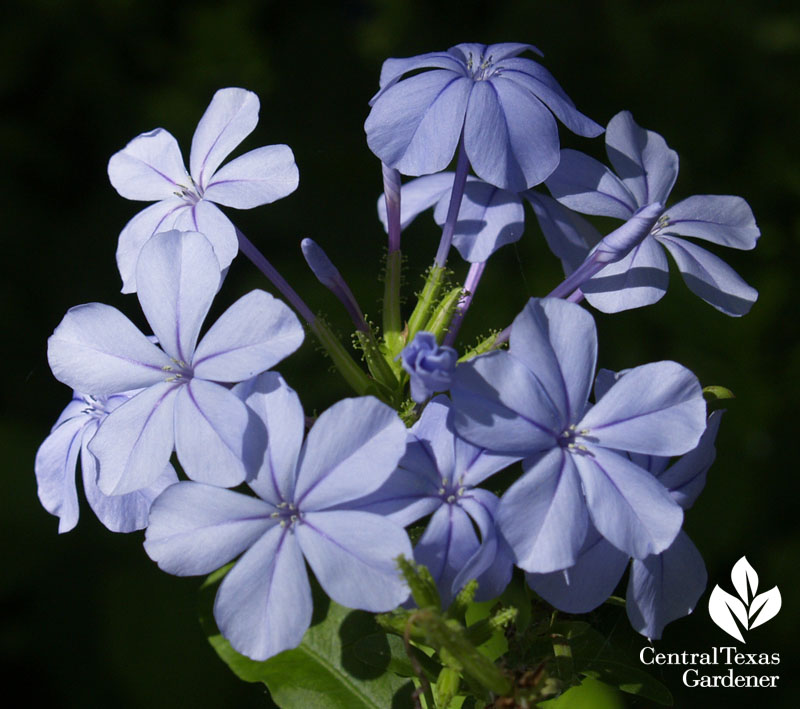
[270,502,304,528]
[466,52,499,81]
[437,476,467,505]
[173,174,203,204]
[557,424,594,455]
[649,211,670,236]
[80,394,111,419]
[162,359,193,383]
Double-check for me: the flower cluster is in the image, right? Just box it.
[37,39,758,702]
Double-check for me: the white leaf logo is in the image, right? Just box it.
[708,556,781,641]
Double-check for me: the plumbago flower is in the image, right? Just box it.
[400,332,458,403]
[355,396,519,607]
[449,297,707,573]
[527,372,723,639]
[108,87,299,292]
[144,372,412,661]
[34,391,177,533]
[46,230,304,495]
[365,42,603,191]
[544,111,760,315]
[377,172,525,262]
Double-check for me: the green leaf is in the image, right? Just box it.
[198,568,414,708]
[569,627,673,706]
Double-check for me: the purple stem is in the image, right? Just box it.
[433,134,470,268]
[567,288,585,303]
[235,227,316,326]
[444,261,486,348]
[382,163,402,253]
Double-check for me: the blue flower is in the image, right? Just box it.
[144,373,412,661]
[378,173,525,263]
[526,377,722,639]
[449,298,707,572]
[400,332,458,403]
[544,111,760,315]
[46,230,304,495]
[35,391,177,533]
[355,397,519,607]
[108,88,299,293]
[365,43,602,191]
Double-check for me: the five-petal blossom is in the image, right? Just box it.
[355,396,520,606]
[144,372,412,661]
[34,391,177,533]
[365,42,603,191]
[108,87,299,292]
[46,230,304,495]
[544,111,759,315]
[449,297,707,573]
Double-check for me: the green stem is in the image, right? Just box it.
[382,249,405,376]
[310,319,375,397]
[407,265,447,343]
[425,285,463,344]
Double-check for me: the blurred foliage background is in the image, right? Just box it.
[2,0,797,706]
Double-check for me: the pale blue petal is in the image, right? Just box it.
[575,447,683,559]
[658,410,723,509]
[190,88,259,191]
[455,490,513,601]
[235,372,305,505]
[375,52,466,95]
[524,191,599,276]
[497,448,588,573]
[144,481,276,575]
[415,504,479,608]
[627,531,707,640]
[481,42,543,61]
[546,149,638,218]
[115,198,189,293]
[658,235,758,316]
[450,351,561,455]
[108,128,189,201]
[192,290,304,382]
[298,510,411,611]
[496,59,602,138]
[83,440,177,533]
[174,380,261,487]
[605,111,678,207]
[662,195,759,249]
[294,397,407,510]
[91,382,178,496]
[352,469,440,527]
[433,179,525,262]
[457,440,521,488]
[173,199,240,272]
[527,527,628,613]
[203,144,299,209]
[47,303,172,396]
[579,361,706,456]
[34,414,85,533]
[365,71,471,176]
[465,78,559,190]
[215,526,311,661]
[410,395,456,481]
[509,298,597,425]
[135,230,221,363]
[582,234,669,313]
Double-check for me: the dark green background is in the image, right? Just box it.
[2,0,797,706]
